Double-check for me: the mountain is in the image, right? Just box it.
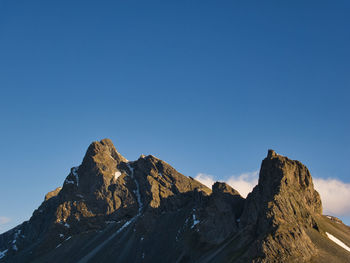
[1,139,349,263]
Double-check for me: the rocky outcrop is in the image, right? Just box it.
[239,150,323,262]
[44,187,62,201]
[0,142,348,263]
[196,182,245,245]
[133,154,211,211]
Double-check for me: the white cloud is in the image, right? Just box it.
[0,217,11,225]
[195,172,350,218]
[226,171,259,198]
[313,178,350,217]
[195,173,215,189]
[195,171,258,198]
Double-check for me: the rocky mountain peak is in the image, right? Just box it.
[131,153,211,210]
[239,150,323,262]
[212,182,242,196]
[1,144,349,263]
[61,139,127,196]
[257,149,322,216]
[81,138,127,168]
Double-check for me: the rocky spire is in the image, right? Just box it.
[3,143,348,263]
[239,150,323,262]
[74,139,127,194]
[81,138,127,167]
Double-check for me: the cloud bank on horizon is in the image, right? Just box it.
[0,217,11,232]
[195,172,350,218]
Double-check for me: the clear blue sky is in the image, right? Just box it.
[0,0,349,233]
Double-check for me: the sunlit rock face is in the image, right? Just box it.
[0,141,349,263]
[239,150,323,262]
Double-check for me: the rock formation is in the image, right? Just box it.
[0,140,349,263]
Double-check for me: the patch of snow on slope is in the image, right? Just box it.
[72,166,79,186]
[127,163,143,214]
[65,179,75,184]
[114,171,121,180]
[0,249,8,259]
[65,166,79,185]
[326,232,350,253]
[114,219,133,235]
[191,210,200,229]
[11,229,21,251]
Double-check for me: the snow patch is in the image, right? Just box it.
[11,229,21,250]
[59,234,64,238]
[65,166,79,185]
[115,219,133,235]
[191,209,200,229]
[0,249,8,259]
[326,232,350,253]
[15,229,21,237]
[65,179,75,184]
[72,166,79,186]
[127,163,143,215]
[65,236,71,241]
[64,223,70,228]
[114,171,122,180]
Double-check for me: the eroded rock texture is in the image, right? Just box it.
[1,141,349,263]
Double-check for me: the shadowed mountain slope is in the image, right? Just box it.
[0,140,349,263]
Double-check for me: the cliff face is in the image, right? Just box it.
[239,150,323,262]
[0,141,349,263]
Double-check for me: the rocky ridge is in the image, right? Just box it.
[0,140,349,263]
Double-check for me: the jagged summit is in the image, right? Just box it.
[79,138,127,181]
[239,149,324,262]
[267,149,278,158]
[0,142,349,263]
[82,138,127,164]
[212,182,242,196]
